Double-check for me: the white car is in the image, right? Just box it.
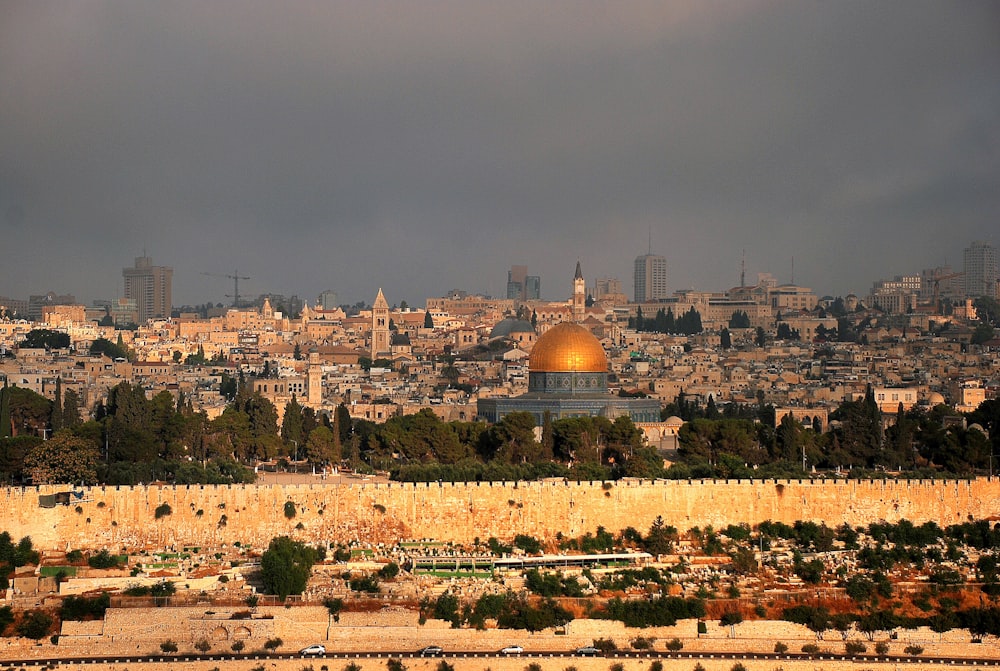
[500,645,524,655]
[300,644,326,656]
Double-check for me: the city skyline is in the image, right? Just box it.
[2,2,998,307]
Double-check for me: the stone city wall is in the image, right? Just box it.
[2,478,998,552]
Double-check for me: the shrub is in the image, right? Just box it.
[154,503,172,519]
[903,645,924,656]
[263,637,283,651]
[730,664,748,671]
[845,641,866,655]
[232,640,245,652]
[194,638,211,653]
[344,663,362,671]
[88,549,122,569]
[386,659,407,671]
[159,639,178,653]
[593,638,617,652]
[666,638,683,652]
[17,610,54,639]
[874,642,889,655]
[648,663,663,671]
[435,661,455,671]
[801,643,820,654]
[527,664,544,671]
[378,562,400,579]
[284,501,297,519]
[773,642,788,654]
[631,636,654,650]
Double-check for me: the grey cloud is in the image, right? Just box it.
[1,1,998,306]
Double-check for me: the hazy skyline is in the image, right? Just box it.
[2,1,998,308]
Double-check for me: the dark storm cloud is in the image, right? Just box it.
[1,1,998,306]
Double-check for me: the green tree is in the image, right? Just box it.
[21,329,70,350]
[281,396,304,450]
[24,430,100,484]
[0,381,10,438]
[260,536,318,600]
[306,425,340,465]
[719,328,732,349]
[424,311,434,328]
[62,388,83,427]
[16,609,53,639]
[89,337,130,360]
[51,377,64,431]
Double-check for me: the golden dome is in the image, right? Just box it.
[528,322,607,372]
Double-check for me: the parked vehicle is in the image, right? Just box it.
[575,646,600,655]
[499,645,524,655]
[419,645,443,656]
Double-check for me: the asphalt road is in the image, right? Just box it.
[3,648,998,667]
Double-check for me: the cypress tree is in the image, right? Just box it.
[51,377,64,431]
[0,381,11,438]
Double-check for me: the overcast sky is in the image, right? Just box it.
[1,1,998,308]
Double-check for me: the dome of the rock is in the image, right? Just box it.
[528,322,607,373]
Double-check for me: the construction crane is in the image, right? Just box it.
[202,269,251,308]
[931,271,963,313]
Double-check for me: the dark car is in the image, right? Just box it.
[419,645,443,656]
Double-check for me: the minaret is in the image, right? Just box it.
[307,350,322,407]
[371,288,391,359]
[572,261,586,323]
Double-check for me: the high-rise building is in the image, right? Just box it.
[122,256,173,323]
[963,241,998,298]
[524,275,541,300]
[317,290,339,311]
[507,265,540,300]
[633,254,668,302]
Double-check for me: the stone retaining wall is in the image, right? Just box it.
[2,478,998,551]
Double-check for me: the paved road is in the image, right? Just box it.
[4,648,999,668]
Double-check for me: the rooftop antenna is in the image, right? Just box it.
[741,249,746,288]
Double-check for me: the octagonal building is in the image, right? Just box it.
[477,320,660,424]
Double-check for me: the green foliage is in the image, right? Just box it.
[263,637,283,651]
[0,605,14,633]
[89,337,130,360]
[284,501,297,519]
[194,638,211,652]
[435,661,455,671]
[260,536,318,600]
[160,639,179,653]
[154,502,172,519]
[773,642,787,654]
[903,645,924,656]
[844,640,866,654]
[592,638,617,652]
[24,430,100,484]
[348,575,380,594]
[378,562,400,579]
[630,636,654,649]
[665,638,683,651]
[60,592,110,620]
[513,534,542,554]
[21,329,70,350]
[17,610,54,639]
[88,549,123,569]
[600,595,704,628]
